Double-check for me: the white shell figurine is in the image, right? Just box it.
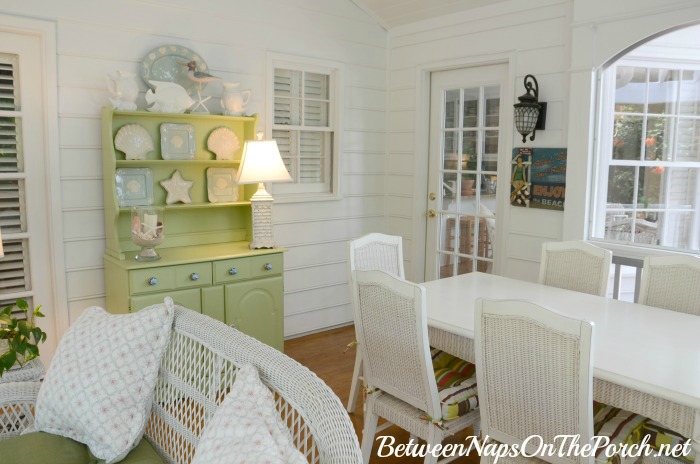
[207,127,240,160]
[114,124,154,160]
[221,82,251,116]
[145,80,194,114]
[107,70,139,111]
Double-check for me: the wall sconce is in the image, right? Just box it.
[513,74,547,143]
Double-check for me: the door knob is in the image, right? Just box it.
[426,210,437,218]
[429,193,436,201]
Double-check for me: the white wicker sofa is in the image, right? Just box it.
[0,304,362,464]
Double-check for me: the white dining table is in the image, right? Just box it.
[422,272,700,459]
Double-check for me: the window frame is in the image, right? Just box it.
[266,52,343,202]
[590,57,700,256]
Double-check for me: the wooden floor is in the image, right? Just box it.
[284,325,480,463]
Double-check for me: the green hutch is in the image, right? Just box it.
[101,108,284,351]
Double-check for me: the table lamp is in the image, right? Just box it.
[235,133,292,249]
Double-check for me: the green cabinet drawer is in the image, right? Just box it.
[174,262,212,288]
[131,263,212,295]
[130,288,202,312]
[213,258,251,284]
[213,254,282,284]
[248,254,283,278]
[130,267,176,294]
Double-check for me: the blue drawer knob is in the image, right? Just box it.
[148,277,158,286]
[265,263,273,271]
[190,273,199,281]
[229,267,238,275]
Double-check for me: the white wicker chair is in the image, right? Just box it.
[0,305,362,464]
[637,255,700,464]
[638,255,700,315]
[539,241,612,297]
[475,299,648,464]
[353,270,480,464]
[346,233,405,414]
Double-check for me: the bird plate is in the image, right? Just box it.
[141,45,210,95]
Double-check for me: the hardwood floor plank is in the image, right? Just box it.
[284,325,480,463]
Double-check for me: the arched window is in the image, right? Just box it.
[590,26,700,253]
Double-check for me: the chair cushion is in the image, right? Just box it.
[34,300,175,464]
[593,402,648,464]
[431,348,479,421]
[642,420,693,462]
[0,432,164,464]
[191,364,307,464]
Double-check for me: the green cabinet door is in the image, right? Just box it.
[225,276,283,351]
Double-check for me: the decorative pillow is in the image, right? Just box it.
[431,348,479,421]
[641,420,693,463]
[192,364,307,464]
[34,299,175,464]
[593,401,648,464]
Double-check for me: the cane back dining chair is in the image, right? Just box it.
[353,270,480,464]
[539,241,612,297]
[638,254,700,315]
[475,298,649,464]
[636,254,700,464]
[346,233,405,413]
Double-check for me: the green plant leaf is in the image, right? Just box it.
[17,320,30,338]
[34,305,44,318]
[16,299,28,311]
[0,350,17,370]
[0,313,11,325]
[0,305,11,317]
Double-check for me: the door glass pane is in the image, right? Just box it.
[443,131,458,170]
[679,71,700,117]
[482,130,498,172]
[457,255,472,275]
[614,66,644,113]
[444,89,460,129]
[484,86,499,126]
[463,88,478,128]
[461,173,476,199]
[462,131,476,171]
[440,214,457,252]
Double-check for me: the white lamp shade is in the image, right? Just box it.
[235,140,292,185]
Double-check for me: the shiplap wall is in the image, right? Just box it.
[385,0,572,281]
[0,0,387,336]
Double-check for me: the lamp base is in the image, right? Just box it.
[249,182,277,249]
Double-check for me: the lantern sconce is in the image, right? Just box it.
[513,74,547,143]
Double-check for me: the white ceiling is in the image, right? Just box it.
[351,0,508,30]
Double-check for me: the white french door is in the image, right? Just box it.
[425,64,507,280]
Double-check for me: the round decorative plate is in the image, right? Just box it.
[207,127,240,160]
[140,45,210,95]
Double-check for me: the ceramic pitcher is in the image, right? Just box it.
[220,82,251,116]
[107,70,139,111]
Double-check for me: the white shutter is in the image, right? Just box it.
[0,53,32,314]
[271,63,336,194]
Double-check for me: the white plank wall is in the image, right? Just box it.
[0,0,387,337]
[385,0,570,281]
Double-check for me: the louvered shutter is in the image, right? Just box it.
[0,54,32,317]
[272,66,334,192]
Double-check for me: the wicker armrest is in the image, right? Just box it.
[0,381,42,440]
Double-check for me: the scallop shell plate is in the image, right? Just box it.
[114,124,154,160]
[207,127,240,160]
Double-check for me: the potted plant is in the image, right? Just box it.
[0,299,47,377]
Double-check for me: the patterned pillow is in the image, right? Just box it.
[641,420,693,463]
[431,348,479,421]
[34,299,175,464]
[192,364,307,464]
